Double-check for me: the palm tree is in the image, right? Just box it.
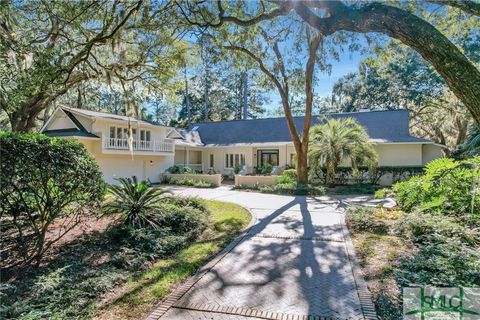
[103,176,169,229]
[309,117,378,186]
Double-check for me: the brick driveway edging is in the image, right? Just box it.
[146,205,258,320]
[340,216,377,320]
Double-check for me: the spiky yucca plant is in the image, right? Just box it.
[103,176,169,229]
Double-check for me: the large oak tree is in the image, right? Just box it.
[180,0,480,125]
[0,0,187,131]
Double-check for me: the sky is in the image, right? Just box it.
[315,50,366,97]
[264,37,370,115]
[182,11,376,118]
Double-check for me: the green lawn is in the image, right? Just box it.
[96,200,251,319]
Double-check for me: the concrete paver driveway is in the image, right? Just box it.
[150,187,381,320]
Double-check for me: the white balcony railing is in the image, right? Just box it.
[103,137,174,153]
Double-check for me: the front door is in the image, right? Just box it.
[257,149,279,167]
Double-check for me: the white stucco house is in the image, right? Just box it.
[41,107,444,185]
[41,107,175,184]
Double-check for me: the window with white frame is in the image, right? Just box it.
[109,126,149,141]
[225,153,245,168]
[109,126,128,139]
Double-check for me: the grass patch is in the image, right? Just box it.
[95,200,250,319]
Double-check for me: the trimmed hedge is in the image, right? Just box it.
[311,166,424,185]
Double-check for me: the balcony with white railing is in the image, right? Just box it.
[103,137,174,153]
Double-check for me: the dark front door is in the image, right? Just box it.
[257,149,279,167]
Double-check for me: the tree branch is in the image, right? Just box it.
[426,0,480,16]
[224,44,302,147]
[177,0,290,28]
[290,0,480,125]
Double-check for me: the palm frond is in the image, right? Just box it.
[103,176,168,229]
[309,117,378,185]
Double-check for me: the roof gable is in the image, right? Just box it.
[41,108,80,132]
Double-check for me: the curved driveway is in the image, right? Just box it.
[149,187,385,320]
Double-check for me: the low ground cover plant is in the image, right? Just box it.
[346,156,480,318]
[1,175,249,320]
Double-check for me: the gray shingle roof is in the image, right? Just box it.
[172,129,203,147]
[187,109,432,146]
[43,129,99,139]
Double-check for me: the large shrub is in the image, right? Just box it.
[0,132,105,267]
[108,195,208,271]
[276,174,295,184]
[392,157,480,216]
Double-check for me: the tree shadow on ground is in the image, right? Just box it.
[1,226,127,319]
[176,196,364,318]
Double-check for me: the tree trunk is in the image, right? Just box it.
[296,145,309,184]
[11,105,43,132]
[242,71,248,119]
[293,2,480,126]
[326,167,336,187]
[184,64,191,125]
[225,32,322,185]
